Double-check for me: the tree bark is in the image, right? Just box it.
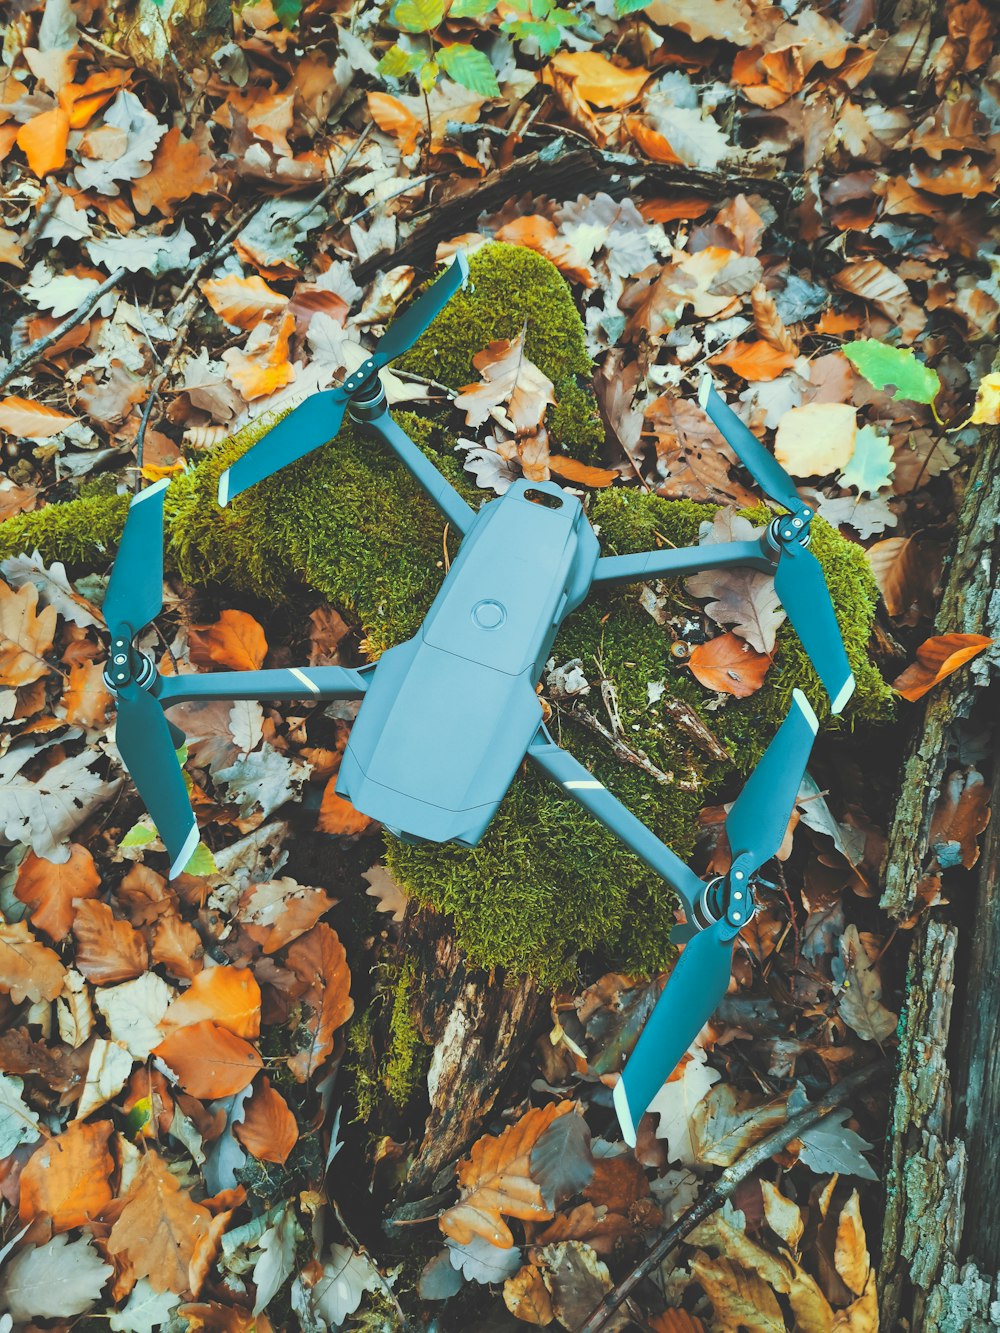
[877,394,1000,1328]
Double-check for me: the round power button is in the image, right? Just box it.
[472,599,506,629]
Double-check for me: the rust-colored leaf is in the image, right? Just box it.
[15,106,70,177]
[439,1102,575,1249]
[233,1075,299,1163]
[709,339,797,381]
[222,310,296,401]
[14,844,100,941]
[107,1148,212,1293]
[546,455,618,487]
[154,1019,262,1098]
[0,396,77,439]
[0,919,67,1003]
[152,913,205,981]
[284,923,354,1081]
[929,765,992,870]
[892,632,993,701]
[367,91,422,156]
[239,877,336,953]
[160,966,262,1038]
[0,579,57,686]
[19,1118,114,1234]
[131,125,217,216]
[189,609,268,672]
[687,632,771,698]
[543,52,651,108]
[200,274,287,331]
[60,660,113,730]
[318,776,373,835]
[72,899,149,984]
[834,1189,871,1298]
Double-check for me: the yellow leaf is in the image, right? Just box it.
[970,371,1000,424]
[774,401,857,478]
[834,1189,871,1297]
[544,52,651,109]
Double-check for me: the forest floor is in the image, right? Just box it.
[0,0,998,1328]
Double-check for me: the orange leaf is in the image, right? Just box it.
[72,899,149,984]
[318,777,373,835]
[15,106,70,177]
[547,455,618,487]
[544,52,651,108]
[14,844,100,941]
[222,310,296,401]
[0,920,66,1003]
[625,114,684,165]
[0,580,57,686]
[367,91,422,156]
[892,633,993,702]
[19,1119,115,1234]
[60,660,113,729]
[649,1313,706,1333]
[709,339,797,381]
[58,69,130,128]
[107,1149,212,1293]
[131,125,217,217]
[160,966,261,1038]
[284,924,354,1082]
[201,274,287,331]
[687,632,771,698]
[0,396,77,439]
[493,216,596,288]
[154,1019,262,1098]
[234,1076,299,1163]
[152,913,205,981]
[189,609,268,671]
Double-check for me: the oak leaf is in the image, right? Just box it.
[131,126,217,216]
[160,966,262,1038]
[0,1232,112,1322]
[439,1101,576,1248]
[72,899,149,984]
[107,1148,212,1293]
[363,863,409,924]
[222,311,296,401]
[456,333,556,437]
[0,396,77,439]
[14,843,101,940]
[233,1075,298,1163]
[0,579,57,686]
[892,632,993,701]
[201,274,287,332]
[240,877,336,952]
[686,512,786,655]
[687,633,771,698]
[18,1118,114,1234]
[60,660,113,730]
[837,924,897,1043]
[0,919,67,1003]
[284,924,354,1081]
[189,609,268,671]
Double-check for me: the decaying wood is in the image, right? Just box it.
[878,399,1000,1326]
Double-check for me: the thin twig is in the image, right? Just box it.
[554,700,699,793]
[0,267,125,390]
[576,1059,887,1333]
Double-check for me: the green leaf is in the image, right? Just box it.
[378,43,426,79]
[272,0,302,27]
[120,822,157,848]
[392,0,444,31]
[438,43,501,96]
[616,0,649,13]
[501,17,563,52]
[843,339,941,406]
[419,58,440,92]
[838,424,895,496]
[450,0,499,16]
[184,841,218,877]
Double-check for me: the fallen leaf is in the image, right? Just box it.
[710,339,797,381]
[107,1148,212,1293]
[0,1233,112,1322]
[14,843,101,940]
[240,877,336,952]
[74,1037,134,1119]
[201,274,288,332]
[154,1019,262,1098]
[690,1253,785,1333]
[687,632,771,697]
[233,1075,298,1163]
[834,1189,871,1297]
[72,899,149,984]
[0,748,120,862]
[160,966,262,1038]
[686,511,787,655]
[363,863,409,924]
[189,609,268,671]
[284,923,354,1081]
[834,259,926,343]
[970,371,1000,424]
[19,1118,115,1233]
[0,919,67,1003]
[0,396,77,439]
[222,311,296,401]
[837,924,897,1043]
[838,424,894,495]
[504,1262,555,1324]
[16,106,70,177]
[865,536,922,619]
[892,632,993,701]
[60,660,113,730]
[929,765,991,870]
[0,579,57,686]
[543,52,650,108]
[131,125,217,217]
[367,91,422,156]
[774,402,857,477]
[456,333,556,437]
[318,776,373,835]
[546,455,618,487]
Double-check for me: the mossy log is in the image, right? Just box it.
[877,401,1000,1329]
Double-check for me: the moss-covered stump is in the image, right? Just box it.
[0,411,892,983]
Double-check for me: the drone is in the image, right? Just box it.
[103,252,855,1145]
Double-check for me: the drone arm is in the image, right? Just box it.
[157,666,370,707]
[360,407,476,536]
[527,728,704,923]
[592,538,773,589]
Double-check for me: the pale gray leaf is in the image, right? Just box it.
[253,1203,304,1314]
[107,1278,180,1332]
[0,748,120,862]
[216,743,311,819]
[0,1234,112,1320]
[0,1073,41,1157]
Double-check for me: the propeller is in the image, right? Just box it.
[613,689,818,1147]
[217,253,470,507]
[698,374,855,714]
[105,480,199,879]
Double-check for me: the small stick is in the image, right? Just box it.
[576,1058,887,1333]
[554,701,699,793]
[0,267,126,390]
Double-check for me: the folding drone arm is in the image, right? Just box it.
[156,665,370,707]
[527,725,704,925]
[591,537,775,589]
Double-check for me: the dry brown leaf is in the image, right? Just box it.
[308,606,351,665]
[0,396,77,439]
[834,1189,871,1297]
[834,259,926,343]
[542,52,651,108]
[201,274,287,331]
[318,777,373,836]
[15,106,70,177]
[189,609,268,672]
[284,923,354,1081]
[0,579,57,686]
[240,877,336,952]
[60,660,112,730]
[367,91,422,156]
[690,1253,785,1332]
[687,633,771,698]
[153,1019,262,1098]
[107,1148,212,1293]
[159,966,261,1038]
[648,397,758,508]
[750,282,798,353]
[456,333,556,437]
[131,126,217,217]
[494,216,595,287]
[774,401,857,477]
[0,919,67,1003]
[363,864,409,924]
[222,311,296,401]
[504,1263,555,1324]
[710,339,797,381]
[865,536,922,619]
[152,913,205,980]
[892,632,993,701]
[18,1118,114,1235]
[928,765,991,870]
[439,1101,574,1248]
[14,843,100,940]
[546,455,618,487]
[233,1075,298,1163]
[648,1314,706,1333]
[72,899,149,984]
